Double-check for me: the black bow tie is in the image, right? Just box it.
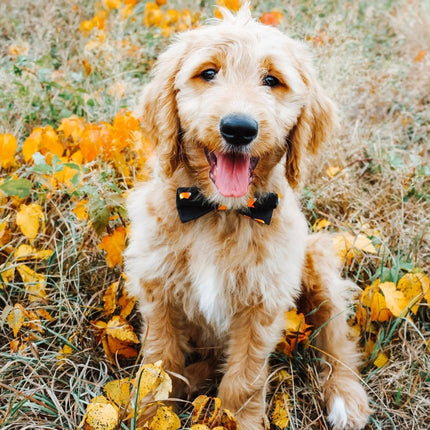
[176,187,279,225]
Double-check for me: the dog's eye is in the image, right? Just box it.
[262,75,280,87]
[200,69,218,81]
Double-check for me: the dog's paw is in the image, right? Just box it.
[326,382,371,430]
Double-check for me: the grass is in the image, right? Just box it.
[0,0,429,429]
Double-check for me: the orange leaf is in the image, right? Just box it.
[99,227,126,268]
[57,116,85,143]
[414,50,427,62]
[79,123,113,162]
[259,11,283,27]
[0,133,18,169]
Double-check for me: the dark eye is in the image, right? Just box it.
[262,75,280,87]
[200,69,217,81]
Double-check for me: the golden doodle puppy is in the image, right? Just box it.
[125,5,371,429]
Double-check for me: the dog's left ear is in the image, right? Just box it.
[285,70,336,189]
[134,40,188,178]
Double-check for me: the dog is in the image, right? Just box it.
[125,5,371,429]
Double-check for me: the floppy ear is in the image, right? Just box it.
[134,40,187,178]
[285,74,336,189]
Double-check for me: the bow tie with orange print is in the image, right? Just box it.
[176,187,279,225]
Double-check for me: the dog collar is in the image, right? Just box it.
[176,187,279,225]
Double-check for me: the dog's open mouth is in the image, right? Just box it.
[205,148,259,198]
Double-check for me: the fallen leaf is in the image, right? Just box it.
[374,351,389,368]
[270,393,290,428]
[16,203,45,242]
[379,282,409,318]
[103,282,119,317]
[325,166,341,177]
[312,218,331,232]
[83,395,119,430]
[397,272,430,313]
[147,405,181,430]
[192,395,222,427]
[14,244,53,260]
[260,11,283,27]
[333,231,377,265]
[104,379,131,409]
[135,361,173,404]
[106,315,139,344]
[17,264,47,302]
[7,304,25,337]
[414,50,427,62]
[0,133,18,169]
[73,199,89,221]
[99,227,126,268]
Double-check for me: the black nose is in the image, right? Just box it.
[219,113,259,146]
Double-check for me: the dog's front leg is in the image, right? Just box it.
[138,290,190,397]
[218,306,283,430]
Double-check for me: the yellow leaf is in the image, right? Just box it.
[106,315,139,344]
[192,395,222,426]
[119,288,136,319]
[36,309,54,322]
[312,218,331,232]
[104,379,131,409]
[135,361,173,403]
[14,244,53,260]
[332,231,377,264]
[103,282,119,317]
[0,265,14,285]
[148,405,180,430]
[103,0,121,9]
[7,304,25,337]
[73,199,89,221]
[284,309,311,335]
[0,221,12,247]
[83,395,119,430]
[0,133,18,169]
[397,272,430,313]
[374,352,389,368]
[325,166,341,177]
[190,425,210,430]
[271,393,290,428]
[379,282,409,318]
[17,264,47,302]
[98,227,126,268]
[16,203,45,241]
[360,284,392,322]
[144,3,163,27]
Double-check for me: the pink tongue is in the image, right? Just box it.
[213,151,251,197]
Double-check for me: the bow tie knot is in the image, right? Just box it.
[176,187,279,225]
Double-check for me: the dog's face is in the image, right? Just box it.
[137,7,335,204]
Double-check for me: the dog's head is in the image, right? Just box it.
[136,5,335,204]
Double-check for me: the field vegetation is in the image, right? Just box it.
[0,0,429,429]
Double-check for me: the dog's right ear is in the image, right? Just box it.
[134,40,187,178]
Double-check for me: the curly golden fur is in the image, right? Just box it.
[125,5,370,429]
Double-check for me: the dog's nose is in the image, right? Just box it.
[219,113,259,146]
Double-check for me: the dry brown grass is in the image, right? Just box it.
[0,0,429,429]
